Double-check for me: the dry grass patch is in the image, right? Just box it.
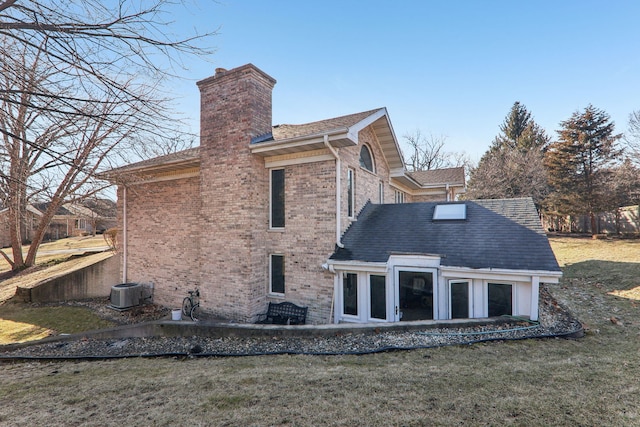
[0,303,116,344]
[0,235,109,274]
[0,236,639,426]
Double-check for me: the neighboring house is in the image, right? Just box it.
[0,200,117,247]
[104,63,560,324]
[0,205,42,247]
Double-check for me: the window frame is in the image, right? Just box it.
[394,190,405,204]
[347,167,356,218]
[359,144,375,173]
[449,279,472,319]
[342,272,359,317]
[269,254,285,295]
[487,282,514,317]
[270,168,285,229]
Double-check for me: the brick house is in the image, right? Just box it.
[105,63,560,324]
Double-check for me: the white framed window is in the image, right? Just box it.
[270,169,285,229]
[394,190,405,204]
[342,272,358,316]
[369,274,387,321]
[487,282,513,317]
[269,254,285,295]
[347,168,355,218]
[359,145,375,173]
[449,280,472,319]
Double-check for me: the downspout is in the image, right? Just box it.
[122,186,128,283]
[446,183,451,201]
[324,135,344,248]
[324,135,342,324]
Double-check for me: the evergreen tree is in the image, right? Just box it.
[491,101,550,151]
[544,105,622,234]
[466,102,549,206]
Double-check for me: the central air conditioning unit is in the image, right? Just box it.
[110,283,143,310]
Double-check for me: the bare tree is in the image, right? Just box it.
[0,1,214,270]
[403,130,469,171]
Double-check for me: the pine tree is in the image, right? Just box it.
[544,105,622,234]
[492,102,550,151]
[466,102,549,206]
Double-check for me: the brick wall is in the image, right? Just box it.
[264,160,337,323]
[118,176,201,309]
[197,64,276,322]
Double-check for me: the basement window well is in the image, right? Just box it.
[433,203,466,220]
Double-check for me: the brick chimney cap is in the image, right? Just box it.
[215,67,227,75]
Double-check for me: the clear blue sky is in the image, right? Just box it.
[168,0,640,162]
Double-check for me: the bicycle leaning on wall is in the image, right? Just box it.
[182,289,200,321]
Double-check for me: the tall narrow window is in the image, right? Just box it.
[450,280,470,319]
[394,190,405,204]
[347,168,355,218]
[379,182,384,204]
[343,273,358,316]
[488,283,512,317]
[270,254,285,294]
[370,275,387,320]
[270,169,285,228]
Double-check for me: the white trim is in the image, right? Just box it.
[367,273,389,322]
[264,152,335,168]
[326,260,388,273]
[250,129,355,155]
[530,276,540,321]
[126,170,200,186]
[448,279,473,320]
[440,266,561,283]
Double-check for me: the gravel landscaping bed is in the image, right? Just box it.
[0,285,582,359]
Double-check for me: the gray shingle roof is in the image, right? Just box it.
[330,198,560,272]
[407,167,465,186]
[269,109,383,141]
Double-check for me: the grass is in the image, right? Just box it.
[0,235,109,274]
[0,236,639,426]
[0,236,114,344]
[0,303,116,344]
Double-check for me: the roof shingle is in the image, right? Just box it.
[330,198,560,273]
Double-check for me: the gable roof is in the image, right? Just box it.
[250,107,406,173]
[407,167,465,187]
[270,109,382,141]
[102,147,200,177]
[330,198,560,273]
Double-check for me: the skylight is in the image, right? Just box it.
[433,203,466,220]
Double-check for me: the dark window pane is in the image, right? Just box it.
[488,283,512,317]
[347,169,354,217]
[451,281,469,319]
[359,145,374,172]
[370,275,386,320]
[343,273,358,315]
[399,271,433,320]
[271,169,285,228]
[271,255,284,294]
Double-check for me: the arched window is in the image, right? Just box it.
[359,145,374,172]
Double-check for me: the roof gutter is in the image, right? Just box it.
[324,135,344,248]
